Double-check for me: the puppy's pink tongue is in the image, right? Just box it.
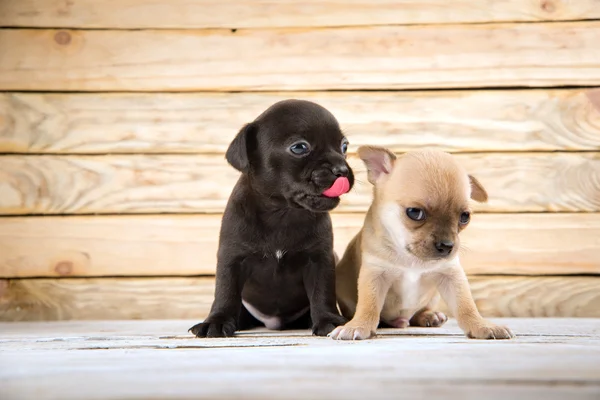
[322,177,350,198]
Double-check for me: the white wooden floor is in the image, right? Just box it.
[1,318,599,400]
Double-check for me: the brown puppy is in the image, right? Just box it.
[330,147,514,340]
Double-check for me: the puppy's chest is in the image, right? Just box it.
[251,237,317,273]
[258,247,310,269]
[255,224,327,254]
[381,271,439,318]
[261,248,292,265]
[241,212,331,265]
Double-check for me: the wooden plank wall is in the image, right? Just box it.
[1,0,599,321]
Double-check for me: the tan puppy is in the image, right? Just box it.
[330,146,514,340]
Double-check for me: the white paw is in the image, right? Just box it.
[328,324,374,340]
[467,324,515,340]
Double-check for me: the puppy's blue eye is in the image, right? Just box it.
[341,140,349,154]
[289,142,310,156]
[406,208,426,221]
[459,212,470,225]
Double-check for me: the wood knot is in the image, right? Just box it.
[586,89,600,112]
[54,31,72,45]
[55,261,73,275]
[541,0,556,13]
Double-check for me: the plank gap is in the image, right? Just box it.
[3,84,600,94]
[3,149,600,156]
[1,210,599,218]
[4,273,600,280]
[4,85,600,94]
[2,17,600,31]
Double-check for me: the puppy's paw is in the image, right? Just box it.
[313,321,337,337]
[189,316,237,338]
[311,313,348,337]
[467,323,514,340]
[328,323,374,340]
[410,310,448,328]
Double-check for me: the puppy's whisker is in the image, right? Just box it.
[458,244,472,256]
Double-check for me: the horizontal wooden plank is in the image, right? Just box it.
[0,213,598,278]
[3,321,600,400]
[3,0,600,29]
[1,153,598,214]
[2,89,600,154]
[1,275,599,321]
[0,278,215,321]
[1,23,600,91]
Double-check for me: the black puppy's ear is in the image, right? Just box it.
[226,123,256,173]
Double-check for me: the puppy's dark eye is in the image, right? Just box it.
[341,139,349,154]
[289,141,310,156]
[459,212,471,225]
[406,208,426,221]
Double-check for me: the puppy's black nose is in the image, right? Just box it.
[332,165,349,177]
[435,240,454,256]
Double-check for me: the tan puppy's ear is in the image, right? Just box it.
[469,175,488,203]
[357,146,396,185]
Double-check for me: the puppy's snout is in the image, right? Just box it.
[331,164,349,177]
[434,240,454,256]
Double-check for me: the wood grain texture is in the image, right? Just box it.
[2,89,600,154]
[0,277,215,321]
[1,213,598,278]
[1,276,599,321]
[2,0,600,29]
[4,318,600,339]
[1,22,600,91]
[2,320,600,400]
[0,154,240,215]
[470,276,600,318]
[1,153,599,215]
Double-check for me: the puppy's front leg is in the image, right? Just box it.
[189,254,247,338]
[304,253,347,336]
[437,266,514,340]
[330,266,391,340]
